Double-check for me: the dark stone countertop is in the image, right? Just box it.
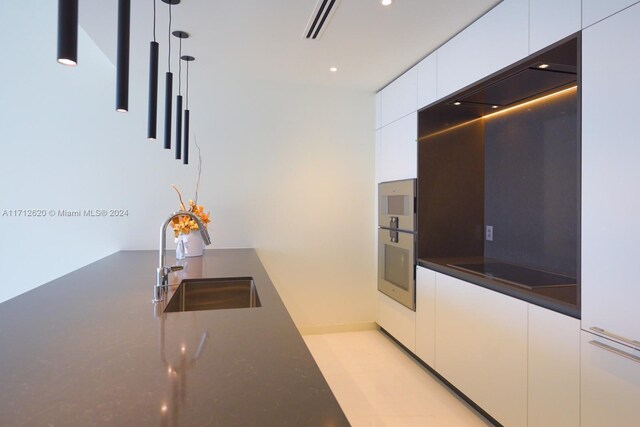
[0,249,349,426]
[419,256,580,319]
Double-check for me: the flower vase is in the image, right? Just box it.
[175,232,205,259]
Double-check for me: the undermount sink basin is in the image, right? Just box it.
[164,277,261,313]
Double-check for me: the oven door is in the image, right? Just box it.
[378,179,416,232]
[378,228,416,311]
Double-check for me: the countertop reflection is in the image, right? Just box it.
[0,249,348,426]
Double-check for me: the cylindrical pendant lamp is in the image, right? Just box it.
[183,109,190,164]
[147,1,159,139]
[164,72,173,149]
[175,94,183,159]
[116,0,131,112]
[57,0,78,66]
[148,42,159,139]
[172,31,189,160]
[161,0,181,149]
[181,55,195,165]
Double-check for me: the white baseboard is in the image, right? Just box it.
[298,321,379,336]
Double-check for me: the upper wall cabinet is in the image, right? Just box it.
[379,67,418,127]
[376,112,417,183]
[436,0,529,99]
[582,0,640,28]
[375,92,383,130]
[529,0,581,53]
[417,52,437,110]
[582,2,640,345]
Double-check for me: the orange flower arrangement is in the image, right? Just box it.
[170,185,211,238]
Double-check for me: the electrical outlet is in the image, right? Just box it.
[486,225,493,241]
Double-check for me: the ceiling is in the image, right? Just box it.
[80,0,501,92]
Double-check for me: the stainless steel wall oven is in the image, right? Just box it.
[378,179,416,310]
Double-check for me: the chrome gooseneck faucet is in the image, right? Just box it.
[155,211,211,302]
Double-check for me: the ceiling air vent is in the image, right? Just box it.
[303,0,341,40]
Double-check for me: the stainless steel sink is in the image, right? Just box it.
[164,277,261,313]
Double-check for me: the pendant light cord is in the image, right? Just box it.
[152,0,156,42]
[167,4,172,72]
[178,38,182,95]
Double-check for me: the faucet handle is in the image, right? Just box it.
[159,265,184,277]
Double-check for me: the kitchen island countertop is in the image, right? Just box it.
[0,249,349,426]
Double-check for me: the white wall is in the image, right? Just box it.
[0,0,376,329]
[189,78,376,328]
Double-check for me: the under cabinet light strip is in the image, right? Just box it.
[482,85,577,120]
[418,85,577,141]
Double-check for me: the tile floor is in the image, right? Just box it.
[303,329,493,427]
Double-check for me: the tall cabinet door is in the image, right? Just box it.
[582,2,640,346]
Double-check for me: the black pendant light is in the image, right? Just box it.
[161,0,180,150]
[116,0,131,112]
[147,0,159,139]
[172,31,189,160]
[181,55,195,165]
[57,0,78,66]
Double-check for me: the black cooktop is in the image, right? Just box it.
[448,262,576,289]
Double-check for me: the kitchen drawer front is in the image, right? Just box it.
[435,273,528,427]
[528,304,580,427]
[581,330,640,427]
[377,291,415,352]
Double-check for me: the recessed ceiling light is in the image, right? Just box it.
[453,101,461,106]
[538,63,549,69]
[381,0,393,5]
[329,67,338,72]
[491,105,499,109]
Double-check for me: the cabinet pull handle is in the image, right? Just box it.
[589,327,640,349]
[589,340,640,364]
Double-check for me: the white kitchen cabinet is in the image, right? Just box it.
[375,91,382,130]
[582,2,640,346]
[582,0,640,28]
[581,330,640,427]
[435,273,527,427]
[377,112,417,183]
[417,52,437,110]
[528,304,580,427]
[380,67,417,127]
[415,266,435,366]
[377,291,415,352]
[529,0,581,53]
[436,0,528,98]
